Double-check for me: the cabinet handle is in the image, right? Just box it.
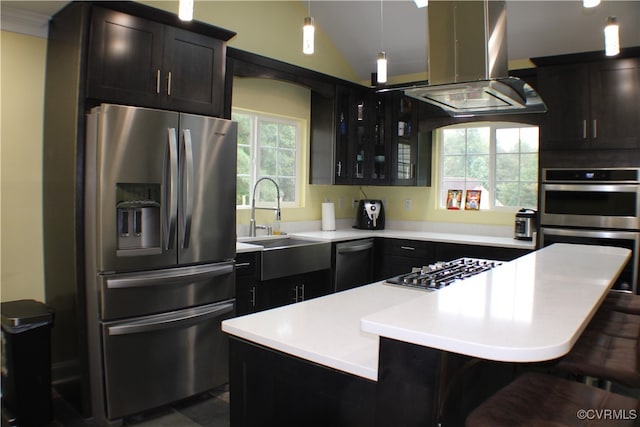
[400,246,416,251]
[293,285,299,303]
[300,284,305,301]
[167,71,172,96]
[156,69,161,94]
[582,119,588,139]
[250,286,256,308]
[235,262,252,269]
[592,119,597,139]
[411,164,416,179]
[337,161,342,177]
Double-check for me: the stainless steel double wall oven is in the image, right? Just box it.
[540,168,640,293]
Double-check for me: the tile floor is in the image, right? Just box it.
[48,386,230,427]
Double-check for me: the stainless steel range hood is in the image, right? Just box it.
[401,0,546,117]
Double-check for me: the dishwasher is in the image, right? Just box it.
[334,239,375,292]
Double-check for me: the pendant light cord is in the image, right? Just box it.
[380,0,384,51]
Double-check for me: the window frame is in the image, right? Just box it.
[233,108,303,209]
[437,121,539,211]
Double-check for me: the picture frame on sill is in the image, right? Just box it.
[446,189,463,210]
[465,190,481,210]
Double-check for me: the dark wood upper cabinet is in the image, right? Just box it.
[536,57,640,151]
[88,6,227,117]
[311,85,392,186]
[589,58,640,149]
[88,7,164,107]
[161,27,225,115]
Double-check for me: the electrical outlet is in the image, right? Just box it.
[405,199,412,210]
[338,196,343,209]
[352,199,359,208]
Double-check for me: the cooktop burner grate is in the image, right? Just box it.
[385,257,503,291]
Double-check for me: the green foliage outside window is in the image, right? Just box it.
[440,123,539,210]
[232,110,300,206]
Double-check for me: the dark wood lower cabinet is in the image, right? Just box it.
[229,338,376,427]
[382,239,530,279]
[228,336,519,427]
[435,243,530,262]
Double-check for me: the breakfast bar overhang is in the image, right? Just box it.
[222,244,632,426]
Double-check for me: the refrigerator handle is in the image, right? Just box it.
[181,129,195,249]
[164,128,179,250]
[106,301,234,336]
[105,263,234,289]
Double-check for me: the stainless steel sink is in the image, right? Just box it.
[249,237,322,250]
[245,237,331,280]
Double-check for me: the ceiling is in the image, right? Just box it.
[310,0,640,81]
[3,1,639,82]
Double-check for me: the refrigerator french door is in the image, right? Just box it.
[87,103,236,271]
[84,104,237,422]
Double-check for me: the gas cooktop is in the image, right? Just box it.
[385,257,503,291]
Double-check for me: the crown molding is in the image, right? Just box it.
[1,6,51,38]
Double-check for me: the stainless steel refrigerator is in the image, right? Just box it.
[83,104,237,422]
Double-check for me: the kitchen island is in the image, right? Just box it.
[222,244,631,426]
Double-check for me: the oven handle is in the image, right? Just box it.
[542,183,640,193]
[106,301,234,336]
[105,263,234,289]
[541,227,640,241]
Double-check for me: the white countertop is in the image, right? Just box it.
[289,229,535,250]
[223,243,630,381]
[223,282,421,380]
[236,226,536,253]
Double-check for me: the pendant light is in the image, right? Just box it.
[303,1,315,55]
[604,16,620,56]
[377,0,387,84]
[178,0,194,21]
[583,0,600,8]
[377,52,387,84]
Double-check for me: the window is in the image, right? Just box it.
[233,109,301,207]
[439,122,539,210]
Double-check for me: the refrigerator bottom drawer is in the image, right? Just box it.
[101,262,236,320]
[101,300,234,420]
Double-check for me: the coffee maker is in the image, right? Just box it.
[355,200,385,230]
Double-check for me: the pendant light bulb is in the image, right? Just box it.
[303,16,315,55]
[604,16,620,56]
[178,0,194,21]
[377,52,387,84]
[583,0,600,8]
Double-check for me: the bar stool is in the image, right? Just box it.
[555,328,640,389]
[465,372,640,427]
[602,292,640,315]
[587,308,640,339]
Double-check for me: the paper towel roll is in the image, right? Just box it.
[321,202,336,231]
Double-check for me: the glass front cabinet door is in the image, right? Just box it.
[391,95,417,185]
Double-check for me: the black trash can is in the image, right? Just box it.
[1,300,55,427]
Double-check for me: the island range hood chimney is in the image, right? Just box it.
[401,0,546,117]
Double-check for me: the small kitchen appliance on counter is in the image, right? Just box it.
[355,199,385,230]
[514,208,537,240]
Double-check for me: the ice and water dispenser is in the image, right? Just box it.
[116,184,161,255]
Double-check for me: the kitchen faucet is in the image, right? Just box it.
[249,177,281,237]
